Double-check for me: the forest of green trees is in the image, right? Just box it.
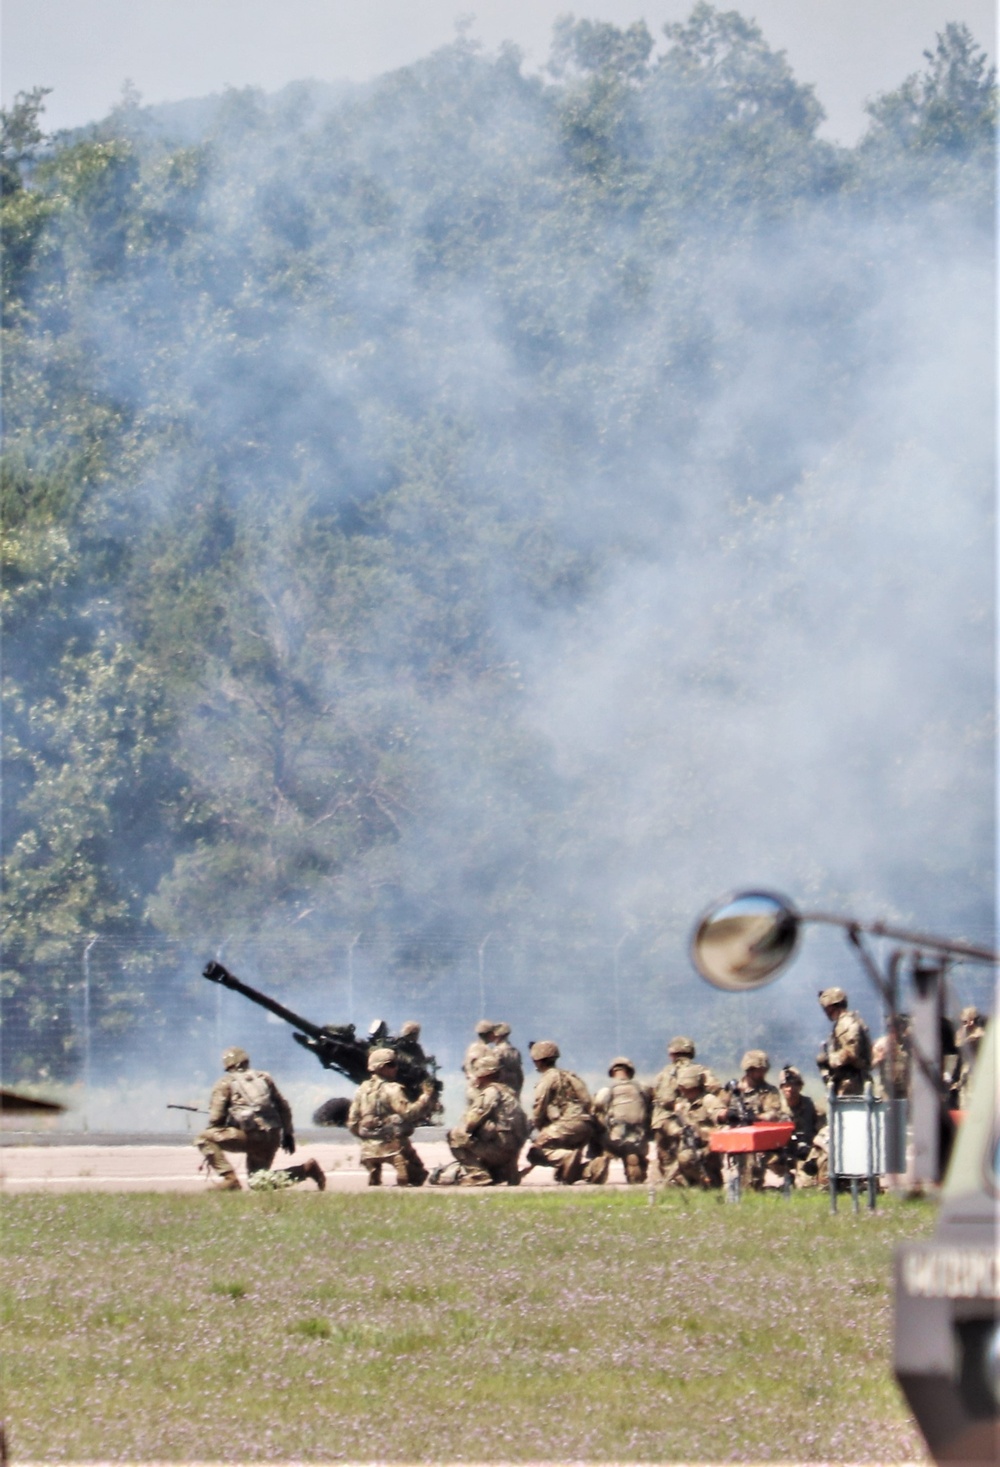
[2,8,996,1084]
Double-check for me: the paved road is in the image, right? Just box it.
[0,1135,622,1192]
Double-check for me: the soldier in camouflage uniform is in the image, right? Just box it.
[525,1040,596,1185]
[721,1049,783,1191]
[196,1047,325,1191]
[652,1037,722,1121]
[816,987,873,1096]
[586,1057,652,1184]
[347,1047,437,1186]
[871,1012,912,1101]
[777,1064,822,1188]
[954,1007,987,1109]
[659,1064,725,1188]
[652,1038,719,1179]
[441,1053,530,1186]
[491,1022,524,1097]
[463,1020,497,1101]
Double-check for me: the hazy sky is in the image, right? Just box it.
[2,0,996,144]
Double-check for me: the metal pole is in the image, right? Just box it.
[82,937,97,1133]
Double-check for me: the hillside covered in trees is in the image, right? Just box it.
[2,8,996,1085]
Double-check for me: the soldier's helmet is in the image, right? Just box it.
[472,1054,501,1077]
[475,1019,497,1038]
[530,1040,560,1062]
[608,1056,635,1077]
[741,1049,770,1072]
[668,1036,695,1057]
[492,1022,512,1038]
[675,1063,704,1089]
[222,1046,250,1071]
[399,1021,421,1038]
[818,986,847,1008]
[779,1065,804,1086]
[368,1047,398,1072]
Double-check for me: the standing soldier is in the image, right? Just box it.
[196,1047,325,1191]
[816,988,873,1096]
[954,1007,987,1108]
[491,1022,524,1097]
[524,1040,595,1185]
[438,1053,530,1186]
[347,1048,437,1187]
[659,1064,725,1188]
[587,1057,652,1184]
[463,1021,497,1101]
[722,1050,783,1191]
[872,1013,912,1101]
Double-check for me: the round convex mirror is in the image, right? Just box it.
[691,890,801,991]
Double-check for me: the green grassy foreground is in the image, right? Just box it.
[2,1189,934,1462]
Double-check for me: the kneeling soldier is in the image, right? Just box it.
[525,1040,596,1185]
[443,1053,530,1185]
[660,1064,725,1188]
[196,1047,325,1191]
[587,1057,652,1184]
[347,1047,437,1187]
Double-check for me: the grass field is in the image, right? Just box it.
[2,1188,935,1462]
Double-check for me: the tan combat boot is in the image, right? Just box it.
[213,1173,241,1191]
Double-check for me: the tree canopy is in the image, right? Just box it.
[1,10,995,1082]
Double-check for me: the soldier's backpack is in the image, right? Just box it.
[227,1069,282,1133]
[489,1087,531,1146]
[605,1078,649,1139]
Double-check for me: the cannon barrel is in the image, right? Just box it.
[201,960,440,1102]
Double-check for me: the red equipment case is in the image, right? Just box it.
[709,1121,795,1153]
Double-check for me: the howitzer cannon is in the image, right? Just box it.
[201,961,442,1123]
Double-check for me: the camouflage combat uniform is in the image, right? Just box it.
[196,1055,293,1183]
[463,1022,496,1102]
[777,1075,822,1189]
[491,1024,524,1097]
[447,1066,530,1186]
[721,1053,783,1191]
[527,1046,595,1185]
[660,1087,726,1188]
[817,989,873,1096]
[347,1060,436,1186]
[587,1059,652,1184]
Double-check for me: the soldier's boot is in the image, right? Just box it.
[583,1153,610,1185]
[391,1155,412,1187]
[457,1166,493,1186]
[624,1153,645,1185]
[557,1149,585,1186]
[501,1157,522,1186]
[364,1162,382,1187]
[525,1144,550,1169]
[285,1158,326,1190]
[213,1172,241,1191]
[405,1157,428,1188]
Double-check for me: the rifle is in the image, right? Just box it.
[167,1103,205,1114]
[201,960,441,1111]
[723,1078,755,1127]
